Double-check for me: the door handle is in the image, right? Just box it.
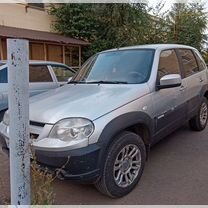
[180,85,185,91]
[199,77,204,82]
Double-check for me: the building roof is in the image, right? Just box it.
[0,25,89,46]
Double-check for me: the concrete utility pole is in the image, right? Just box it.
[7,39,30,205]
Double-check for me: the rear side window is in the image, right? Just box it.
[51,65,74,82]
[194,51,206,71]
[179,49,198,77]
[0,67,7,83]
[158,50,180,78]
[29,65,53,82]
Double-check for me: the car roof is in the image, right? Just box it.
[0,60,76,72]
[0,60,71,67]
[102,44,196,53]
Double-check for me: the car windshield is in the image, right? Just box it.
[72,49,155,84]
[0,64,7,83]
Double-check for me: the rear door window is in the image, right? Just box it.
[194,51,207,71]
[29,65,53,82]
[158,50,181,78]
[51,65,75,82]
[0,66,8,83]
[179,49,199,77]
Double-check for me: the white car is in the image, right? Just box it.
[0,60,75,120]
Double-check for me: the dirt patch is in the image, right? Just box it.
[0,147,10,204]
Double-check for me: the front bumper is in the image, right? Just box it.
[0,121,101,183]
[35,144,101,183]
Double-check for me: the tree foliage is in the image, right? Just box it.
[50,3,207,60]
[166,2,207,51]
[50,3,152,58]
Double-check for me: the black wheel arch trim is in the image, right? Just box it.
[200,84,208,99]
[97,111,154,145]
[96,111,154,171]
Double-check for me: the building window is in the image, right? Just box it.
[65,46,79,67]
[1,39,7,60]
[27,3,44,9]
[30,43,45,60]
[47,44,63,63]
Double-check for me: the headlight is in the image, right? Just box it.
[49,118,94,141]
[3,111,9,125]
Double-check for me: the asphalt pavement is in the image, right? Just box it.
[1,125,208,205]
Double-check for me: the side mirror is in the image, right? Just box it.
[157,74,182,90]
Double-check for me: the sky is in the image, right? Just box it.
[0,0,208,10]
[0,0,206,4]
[150,0,208,12]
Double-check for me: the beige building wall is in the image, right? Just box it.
[0,3,56,32]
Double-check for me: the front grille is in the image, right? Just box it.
[30,121,45,140]
[30,133,39,140]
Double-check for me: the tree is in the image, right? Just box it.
[166,2,207,51]
[50,3,151,59]
[146,1,170,44]
[50,2,207,60]
[50,4,99,41]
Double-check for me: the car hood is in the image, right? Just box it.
[29,83,150,124]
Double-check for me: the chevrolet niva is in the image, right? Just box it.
[0,44,208,198]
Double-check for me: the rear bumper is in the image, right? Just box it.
[35,144,101,183]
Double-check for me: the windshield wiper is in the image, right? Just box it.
[85,80,128,84]
[67,81,86,84]
[68,80,128,84]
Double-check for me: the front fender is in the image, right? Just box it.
[98,111,154,145]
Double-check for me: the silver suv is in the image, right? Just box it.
[0,44,208,198]
[0,61,75,120]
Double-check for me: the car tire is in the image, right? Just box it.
[189,97,208,131]
[95,131,146,198]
